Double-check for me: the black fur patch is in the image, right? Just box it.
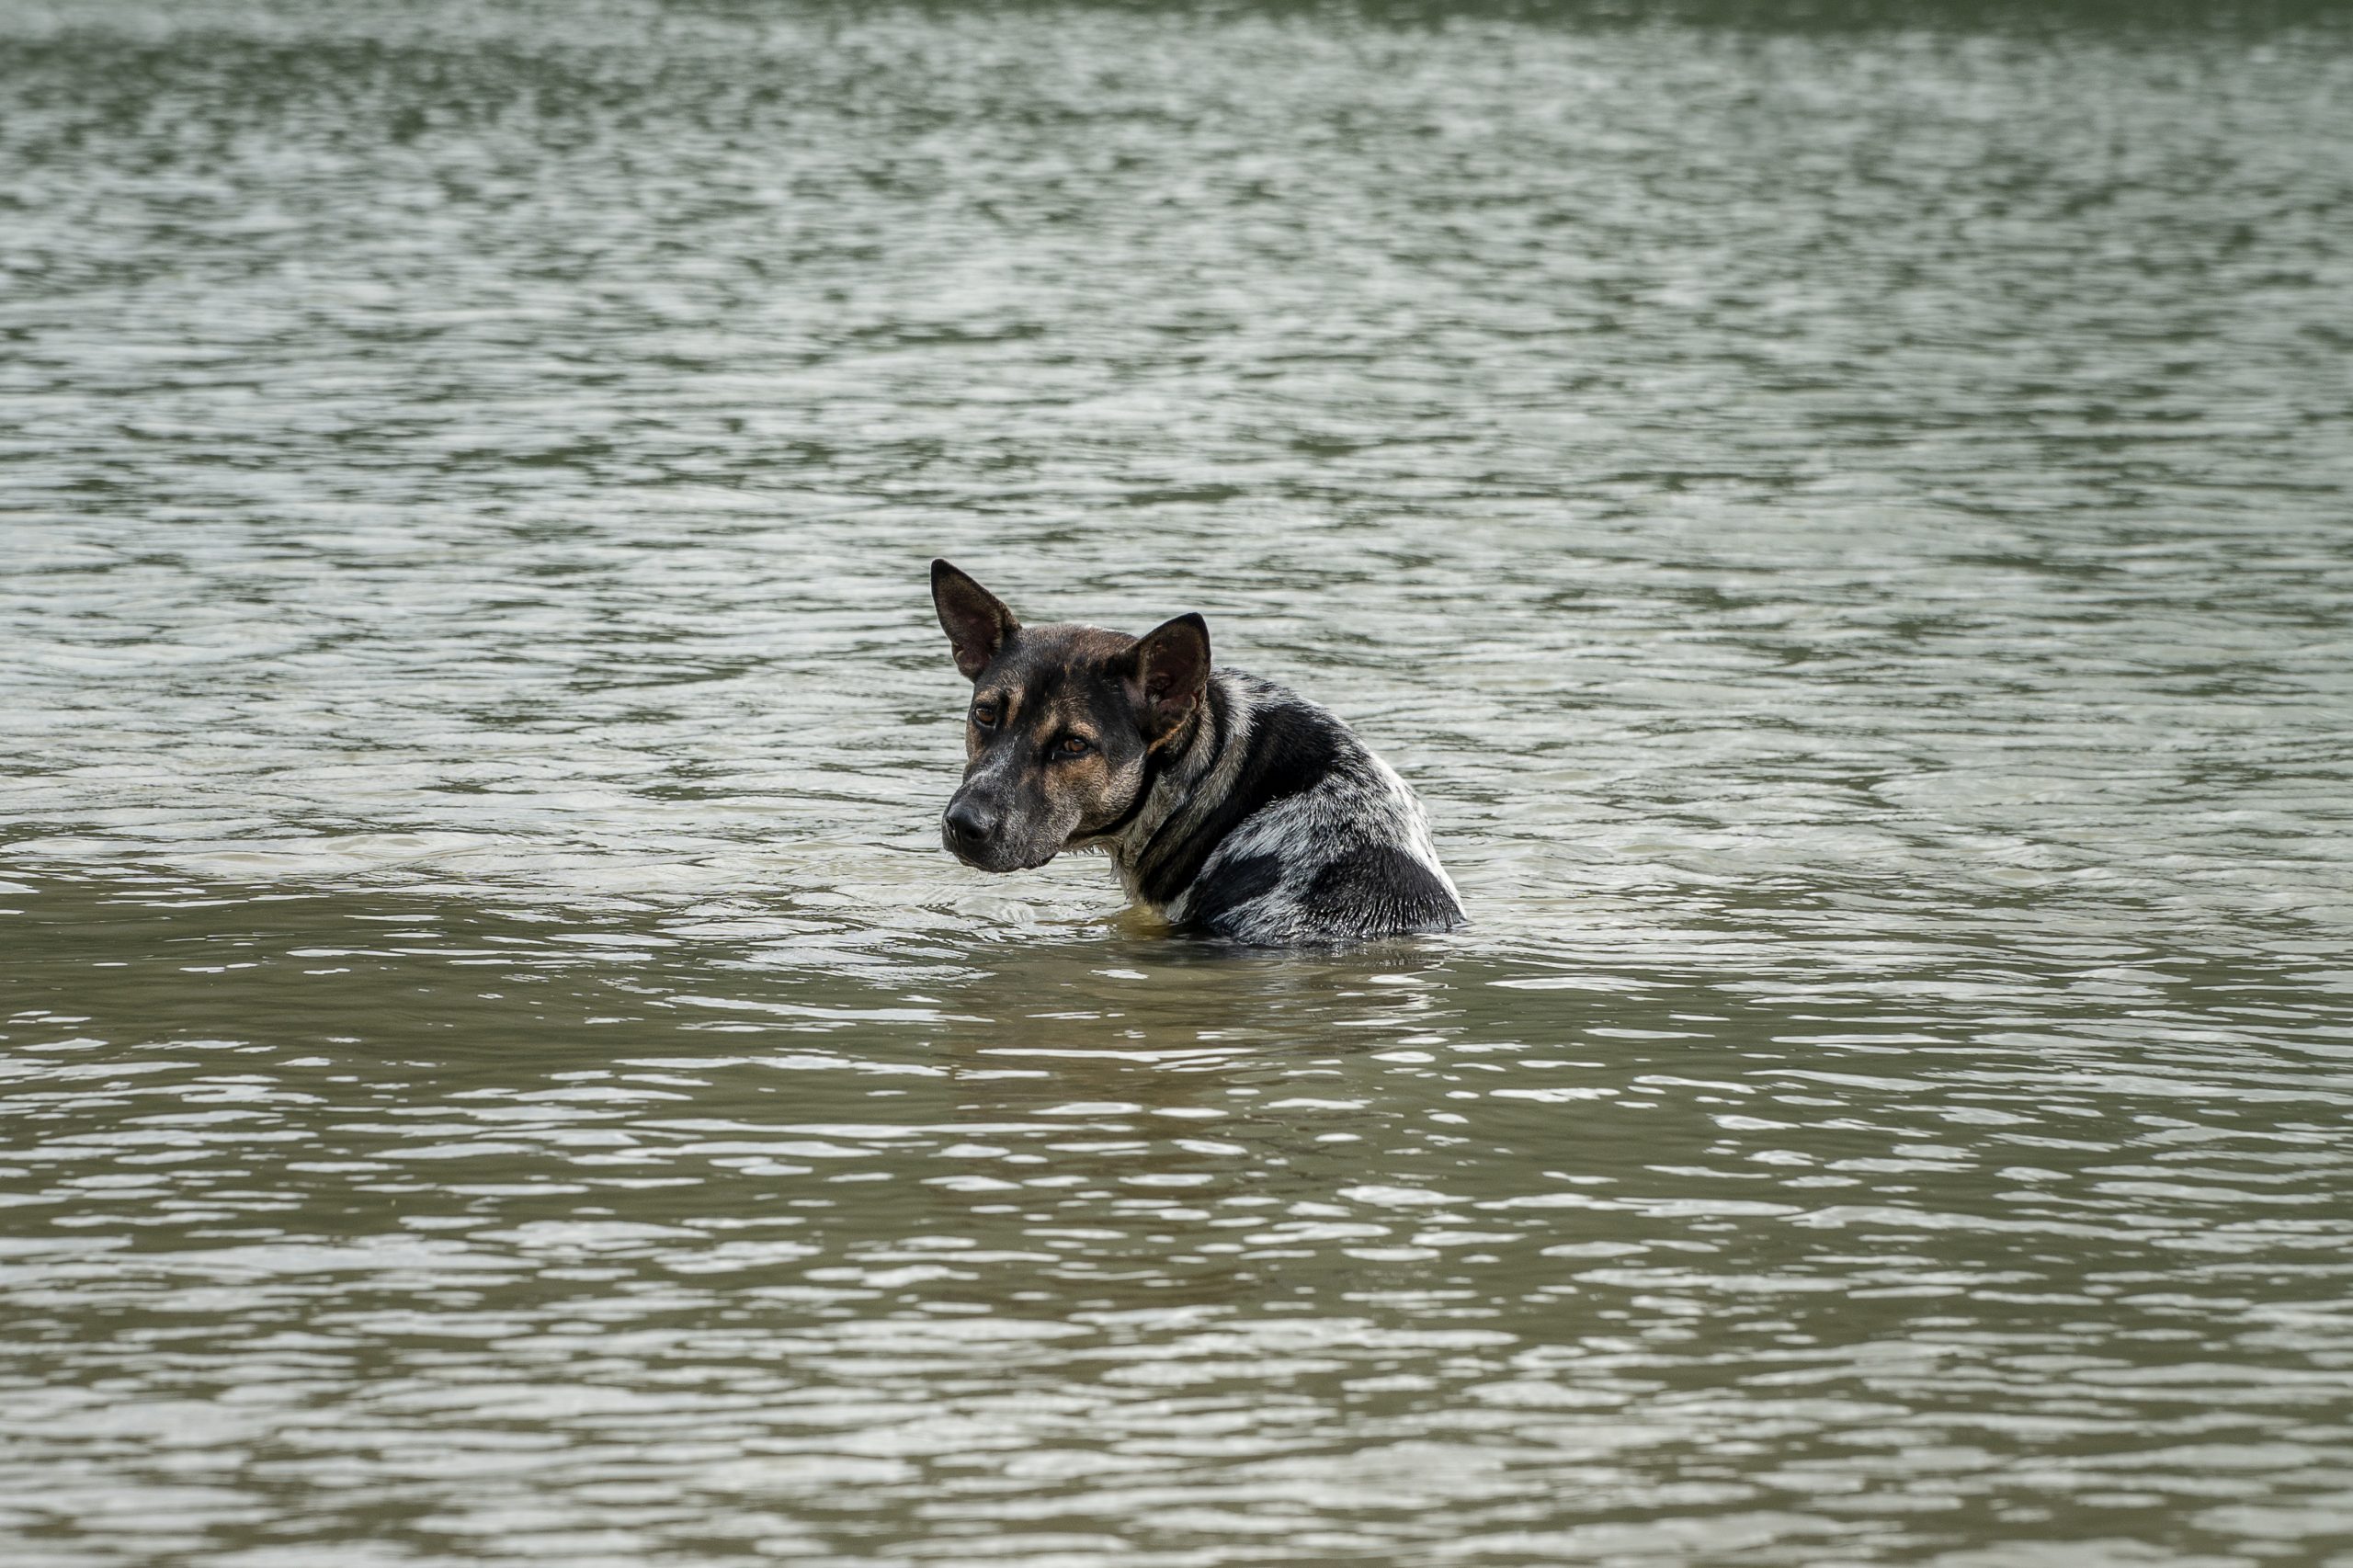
[1181,852,1285,931]
[1137,693,1345,907]
[1307,845,1463,934]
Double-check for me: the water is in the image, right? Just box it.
[5,3,2353,1563]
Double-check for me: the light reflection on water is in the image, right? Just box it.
[5,3,2352,1563]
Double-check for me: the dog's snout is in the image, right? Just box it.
[944,798,997,850]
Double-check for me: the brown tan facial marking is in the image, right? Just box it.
[965,686,1014,761]
[1029,689,1126,838]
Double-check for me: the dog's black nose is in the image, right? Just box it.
[944,799,996,850]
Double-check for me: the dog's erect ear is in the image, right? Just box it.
[932,560,1019,681]
[1129,612,1211,738]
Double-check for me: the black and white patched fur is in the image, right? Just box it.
[931,560,1464,945]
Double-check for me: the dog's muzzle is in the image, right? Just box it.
[942,798,999,864]
[940,794,1061,872]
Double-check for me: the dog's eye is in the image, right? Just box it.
[972,701,1000,728]
[1054,735,1092,757]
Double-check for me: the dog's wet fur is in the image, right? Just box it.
[931,560,1464,945]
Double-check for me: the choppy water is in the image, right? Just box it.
[6,3,2353,1564]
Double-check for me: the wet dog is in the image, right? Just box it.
[930,561,1464,944]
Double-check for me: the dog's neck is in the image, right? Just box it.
[1086,673,1247,910]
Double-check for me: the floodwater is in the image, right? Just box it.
[5,3,2352,1563]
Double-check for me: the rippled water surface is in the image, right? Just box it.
[6,3,2353,1563]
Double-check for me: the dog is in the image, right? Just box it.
[930,560,1464,944]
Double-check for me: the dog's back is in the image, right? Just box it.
[1103,671,1464,944]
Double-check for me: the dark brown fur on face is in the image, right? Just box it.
[932,561,1208,874]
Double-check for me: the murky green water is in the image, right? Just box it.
[6,3,2353,1563]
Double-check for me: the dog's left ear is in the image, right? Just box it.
[1128,612,1211,738]
[932,559,1019,681]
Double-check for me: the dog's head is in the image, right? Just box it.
[930,560,1211,873]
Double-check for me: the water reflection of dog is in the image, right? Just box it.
[922,947,1456,1316]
